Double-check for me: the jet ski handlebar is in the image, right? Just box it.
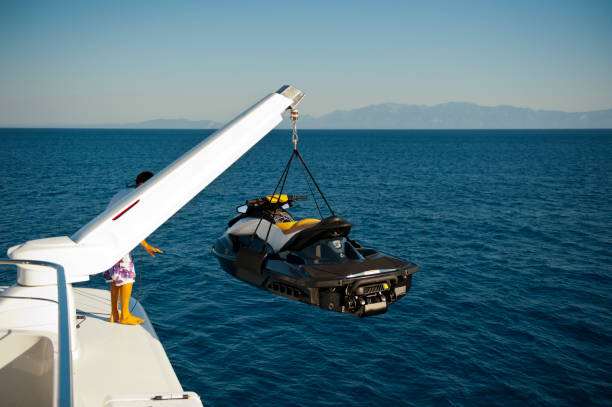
[290,195,308,201]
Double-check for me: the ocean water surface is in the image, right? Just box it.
[1,128,611,406]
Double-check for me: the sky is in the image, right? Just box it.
[1,0,611,126]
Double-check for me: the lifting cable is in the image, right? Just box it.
[294,149,335,217]
[246,149,295,251]
[289,109,334,217]
[250,109,335,252]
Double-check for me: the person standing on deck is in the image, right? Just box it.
[103,171,163,325]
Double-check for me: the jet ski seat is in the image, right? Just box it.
[275,218,320,235]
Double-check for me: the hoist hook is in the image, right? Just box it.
[290,109,299,150]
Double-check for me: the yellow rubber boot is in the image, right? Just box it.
[109,282,120,323]
[119,283,144,325]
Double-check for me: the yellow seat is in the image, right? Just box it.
[275,221,296,231]
[275,218,320,235]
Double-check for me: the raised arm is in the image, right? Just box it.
[141,240,163,257]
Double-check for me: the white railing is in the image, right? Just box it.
[0,259,73,407]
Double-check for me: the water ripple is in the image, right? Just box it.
[1,129,611,406]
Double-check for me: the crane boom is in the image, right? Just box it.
[9,85,304,284]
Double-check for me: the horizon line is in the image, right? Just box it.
[2,101,612,129]
[2,127,611,131]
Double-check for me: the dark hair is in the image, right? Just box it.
[136,171,154,185]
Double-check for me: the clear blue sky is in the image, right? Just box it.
[1,0,611,126]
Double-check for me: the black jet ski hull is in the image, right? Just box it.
[212,240,418,317]
[213,200,418,316]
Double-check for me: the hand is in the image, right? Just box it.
[141,240,163,257]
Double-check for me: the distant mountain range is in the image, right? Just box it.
[116,118,222,129]
[106,102,612,129]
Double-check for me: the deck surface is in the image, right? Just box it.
[72,287,201,406]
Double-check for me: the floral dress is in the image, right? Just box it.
[102,188,137,286]
[103,253,136,286]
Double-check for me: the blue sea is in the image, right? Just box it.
[1,128,611,406]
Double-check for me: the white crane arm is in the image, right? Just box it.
[9,86,304,284]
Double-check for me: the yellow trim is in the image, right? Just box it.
[295,218,320,227]
[275,218,321,235]
[275,221,296,231]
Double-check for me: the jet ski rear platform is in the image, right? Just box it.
[212,195,418,317]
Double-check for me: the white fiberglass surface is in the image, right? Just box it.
[0,331,54,407]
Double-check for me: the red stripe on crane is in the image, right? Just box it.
[112,200,140,221]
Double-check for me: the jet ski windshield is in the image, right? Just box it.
[287,237,364,264]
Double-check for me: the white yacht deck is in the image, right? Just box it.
[0,285,202,407]
[72,287,202,406]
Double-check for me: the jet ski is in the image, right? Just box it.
[212,194,418,317]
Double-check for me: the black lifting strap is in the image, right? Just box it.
[259,149,296,246]
[248,150,296,251]
[294,149,335,217]
[250,111,336,253]
[288,109,334,217]
[236,138,301,273]
[235,155,296,272]
[251,145,336,254]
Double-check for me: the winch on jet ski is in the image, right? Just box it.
[212,193,418,316]
[211,111,418,317]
